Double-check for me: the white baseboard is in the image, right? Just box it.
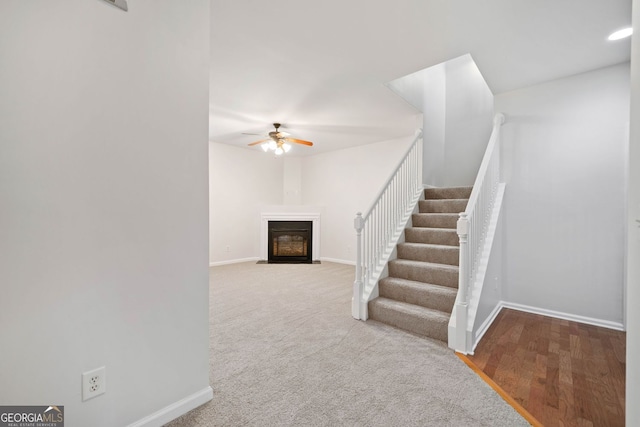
[210,258,355,266]
[127,386,213,427]
[472,303,504,353]
[500,301,625,331]
[210,257,259,267]
[320,257,355,266]
[470,300,625,353]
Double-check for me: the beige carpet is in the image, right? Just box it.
[165,262,528,426]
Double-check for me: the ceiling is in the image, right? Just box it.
[209,0,632,156]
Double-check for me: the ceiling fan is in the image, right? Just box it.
[247,123,313,155]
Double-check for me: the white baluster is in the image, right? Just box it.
[353,132,423,322]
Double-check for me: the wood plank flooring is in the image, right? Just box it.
[467,309,626,427]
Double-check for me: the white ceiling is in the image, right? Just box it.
[210,0,632,156]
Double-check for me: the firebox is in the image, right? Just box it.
[268,221,312,264]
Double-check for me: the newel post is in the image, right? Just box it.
[456,213,469,353]
[352,212,364,320]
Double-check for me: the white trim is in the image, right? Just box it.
[260,212,321,261]
[127,386,213,427]
[501,301,625,331]
[321,257,355,266]
[471,303,504,353]
[470,300,626,353]
[623,119,630,330]
[210,257,260,267]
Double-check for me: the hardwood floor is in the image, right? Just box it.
[466,309,626,427]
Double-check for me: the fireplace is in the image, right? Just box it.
[268,221,312,264]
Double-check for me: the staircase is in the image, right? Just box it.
[367,186,472,342]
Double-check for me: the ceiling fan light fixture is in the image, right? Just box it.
[247,123,313,155]
[608,27,633,41]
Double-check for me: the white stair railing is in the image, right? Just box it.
[353,130,423,320]
[453,113,505,353]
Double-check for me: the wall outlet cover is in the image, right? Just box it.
[82,366,106,401]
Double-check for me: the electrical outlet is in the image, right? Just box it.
[82,367,106,401]
[225,246,230,252]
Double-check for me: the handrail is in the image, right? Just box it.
[465,114,505,213]
[353,130,423,320]
[453,113,505,353]
[361,129,424,221]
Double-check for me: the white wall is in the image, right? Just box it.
[283,157,303,205]
[421,65,447,187]
[209,143,283,264]
[627,0,640,423]
[497,63,629,327]
[387,54,494,188]
[472,203,504,343]
[443,55,494,187]
[0,1,210,426]
[301,136,415,263]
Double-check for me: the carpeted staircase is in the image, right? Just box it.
[368,187,472,342]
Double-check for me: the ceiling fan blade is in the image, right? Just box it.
[285,138,313,147]
[247,139,270,146]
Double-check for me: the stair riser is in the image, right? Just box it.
[412,214,458,229]
[368,302,448,342]
[397,244,459,266]
[379,281,455,313]
[388,261,458,288]
[405,228,459,246]
[419,199,468,214]
[424,187,472,200]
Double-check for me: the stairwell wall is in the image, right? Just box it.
[496,63,630,327]
[442,55,494,187]
[387,54,494,188]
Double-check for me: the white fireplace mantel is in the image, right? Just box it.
[260,211,321,261]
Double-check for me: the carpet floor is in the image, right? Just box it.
[165,262,529,426]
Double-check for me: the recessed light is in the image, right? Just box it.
[608,27,633,41]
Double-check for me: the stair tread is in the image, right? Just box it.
[424,187,473,200]
[389,258,459,271]
[370,297,450,320]
[397,242,459,266]
[411,214,459,229]
[406,227,457,232]
[421,198,469,202]
[368,297,451,340]
[380,277,458,296]
[414,212,460,216]
[398,242,459,250]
